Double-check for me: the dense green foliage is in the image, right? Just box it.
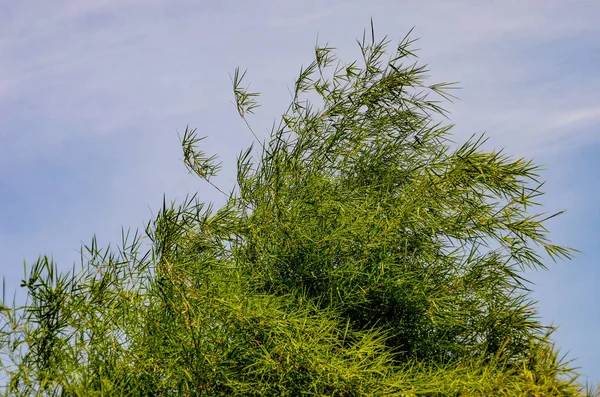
[0,25,593,396]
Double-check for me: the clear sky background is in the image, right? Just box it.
[1,0,598,385]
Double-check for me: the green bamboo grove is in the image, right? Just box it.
[0,24,593,396]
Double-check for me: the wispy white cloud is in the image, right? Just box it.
[551,106,600,129]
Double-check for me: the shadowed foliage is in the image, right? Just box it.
[1,24,595,396]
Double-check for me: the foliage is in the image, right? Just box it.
[0,24,593,396]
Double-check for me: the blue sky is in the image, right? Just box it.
[1,0,599,385]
